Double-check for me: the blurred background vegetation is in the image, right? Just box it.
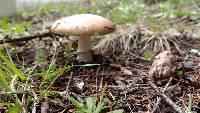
[0,0,199,36]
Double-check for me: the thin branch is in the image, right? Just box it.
[147,77,185,113]
[65,72,73,94]
[151,77,173,113]
[132,68,185,113]
[0,32,53,44]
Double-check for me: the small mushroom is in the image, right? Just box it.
[50,14,116,62]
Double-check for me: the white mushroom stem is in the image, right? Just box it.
[76,36,93,62]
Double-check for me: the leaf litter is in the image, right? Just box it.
[0,0,200,113]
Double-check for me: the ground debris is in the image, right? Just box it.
[149,50,182,85]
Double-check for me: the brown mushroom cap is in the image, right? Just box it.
[50,14,116,36]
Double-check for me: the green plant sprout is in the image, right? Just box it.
[68,87,124,113]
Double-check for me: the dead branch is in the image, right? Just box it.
[147,77,185,113]
[131,68,185,113]
[0,32,53,44]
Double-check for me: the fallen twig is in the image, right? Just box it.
[65,72,73,95]
[132,68,185,113]
[147,79,184,113]
[0,32,53,44]
[151,77,173,113]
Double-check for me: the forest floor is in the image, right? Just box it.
[0,0,200,113]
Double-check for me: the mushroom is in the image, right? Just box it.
[50,14,116,62]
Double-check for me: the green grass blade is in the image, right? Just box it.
[43,66,71,80]
[8,102,21,113]
[0,63,13,76]
[0,68,11,91]
[0,52,27,80]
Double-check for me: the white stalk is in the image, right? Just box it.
[76,36,93,62]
